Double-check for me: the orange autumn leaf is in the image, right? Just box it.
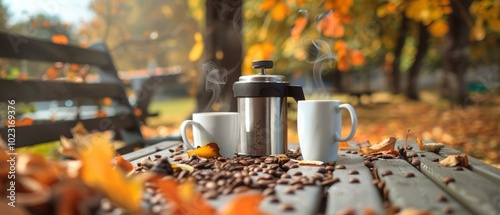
[324,0,353,15]
[271,2,290,21]
[428,19,448,37]
[439,155,469,167]
[80,137,144,214]
[317,11,345,38]
[51,34,69,45]
[157,178,216,215]
[260,0,276,11]
[219,194,268,215]
[350,50,365,65]
[45,66,60,80]
[416,138,425,151]
[187,142,221,158]
[291,16,308,41]
[115,154,134,173]
[358,137,397,154]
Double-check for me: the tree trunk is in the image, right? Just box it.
[406,23,430,100]
[195,0,243,112]
[442,0,472,106]
[390,14,409,94]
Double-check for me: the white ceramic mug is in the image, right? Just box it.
[180,112,239,158]
[297,100,357,162]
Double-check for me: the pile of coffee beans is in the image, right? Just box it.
[129,144,343,213]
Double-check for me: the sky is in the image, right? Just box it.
[4,0,94,26]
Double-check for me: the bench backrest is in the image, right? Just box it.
[0,31,144,150]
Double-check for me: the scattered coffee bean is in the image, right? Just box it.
[382,170,393,176]
[411,159,421,167]
[321,178,340,186]
[437,194,447,202]
[317,167,327,174]
[443,206,453,214]
[205,181,217,190]
[249,171,258,176]
[335,164,346,169]
[364,160,374,168]
[203,190,218,199]
[266,196,280,203]
[442,176,455,185]
[293,171,303,176]
[284,187,295,194]
[174,151,182,155]
[254,159,261,164]
[168,148,175,153]
[269,164,279,169]
[349,178,360,184]
[233,186,250,194]
[279,204,295,212]
[346,150,352,154]
[217,157,227,162]
[407,152,417,158]
[263,188,275,196]
[290,164,300,169]
[431,158,440,162]
[404,172,415,178]
[264,157,274,164]
[311,174,323,182]
[454,167,463,171]
[281,173,291,179]
[293,184,304,190]
[348,170,359,175]
[420,154,426,157]
[173,156,183,161]
[154,154,162,159]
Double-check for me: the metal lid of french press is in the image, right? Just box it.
[238,60,288,83]
[233,60,290,98]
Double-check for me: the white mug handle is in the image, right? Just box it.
[180,120,200,150]
[334,104,358,142]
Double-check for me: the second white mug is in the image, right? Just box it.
[297,100,357,162]
[180,112,239,158]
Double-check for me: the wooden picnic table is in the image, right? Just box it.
[123,140,500,215]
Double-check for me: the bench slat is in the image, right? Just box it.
[395,140,500,185]
[0,32,109,66]
[419,152,500,215]
[325,153,384,214]
[374,159,471,214]
[0,80,125,102]
[0,116,135,147]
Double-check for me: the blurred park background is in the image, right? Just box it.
[0,0,499,166]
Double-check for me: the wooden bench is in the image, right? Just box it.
[123,140,500,214]
[0,31,179,154]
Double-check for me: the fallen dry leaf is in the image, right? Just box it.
[17,154,63,186]
[396,208,433,215]
[297,160,324,166]
[187,142,221,158]
[423,143,445,152]
[171,163,194,172]
[79,137,145,214]
[157,178,216,215]
[416,138,425,151]
[338,141,351,150]
[219,193,268,215]
[115,154,134,173]
[440,155,469,167]
[358,137,397,154]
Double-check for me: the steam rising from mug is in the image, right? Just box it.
[202,61,228,111]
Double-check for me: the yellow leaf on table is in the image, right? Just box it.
[157,178,216,215]
[219,193,268,215]
[187,142,221,158]
[80,138,144,214]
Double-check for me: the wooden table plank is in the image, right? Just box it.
[374,159,471,214]
[124,140,181,162]
[325,153,385,215]
[418,152,500,215]
[439,146,500,185]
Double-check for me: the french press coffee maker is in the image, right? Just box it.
[233,60,305,156]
